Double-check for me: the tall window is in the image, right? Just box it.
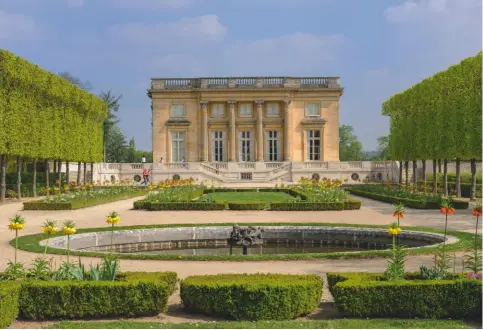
[239,103,253,117]
[211,104,225,117]
[212,131,225,161]
[171,104,185,118]
[239,131,252,161]
[266,103,280,117]
[307,130,321,161]
[266,130,281,161]
[306,103,320,117]
[171,131,186,162]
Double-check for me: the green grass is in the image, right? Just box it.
[46,319,476,329]
[202,191,295,203]
[11,222,481,261]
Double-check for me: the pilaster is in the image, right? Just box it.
[200,101,209,162]
[255,99,264,162]
[227,100,237,162]
[283,100,292,161]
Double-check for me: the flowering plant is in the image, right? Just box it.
[9,215,25,264]
[106,211,120,225]
[387,222,401,236]
[42,219,58,255]
[62,220,76,261]
[384,221,406,281]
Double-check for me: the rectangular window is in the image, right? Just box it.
[171,131,186,162]
[307,130,321,161]
[171,104,185,118]
[212,131,225,161]
[239,103,253,117]
[211,104,225,117]
[266,103,280,117]
[306,103,320,117]
[239,131,252,161]
[266,130,281,161]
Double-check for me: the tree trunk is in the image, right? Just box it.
[443,159,448,197]
[90,163,94,183]
[432,159,437,194]
[412,160,417,187]
[404,161,409,188]
[53,160,57,174]
[77,162,81,186]
[398,161,403,184]
[470,159,477,201]
[438,159,442,173]
[32,158,37,197]
[16,156,22,199]
[83,162,87,183]
[45,159,50,196]
[455,158,461,198]
[0,155,6,202]
[66,161,70,185]
[58,160,62,189]
[422,160,426,189]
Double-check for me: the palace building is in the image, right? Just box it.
[91,76,395,184]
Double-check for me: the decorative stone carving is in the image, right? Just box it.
[255,99,264,105]
[230,225,264,246]
[200,101,209,110]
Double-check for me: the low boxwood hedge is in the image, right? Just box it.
[227,202,267,210]
[346,189,469,209]
[0,271,177,322]
[23,190,147,210]
[269,202,344,211]
[327,272,482,319]
[0,283,20,328]
[180,273,323,321]
[134,201,225,211]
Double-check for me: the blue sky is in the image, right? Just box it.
[1,0,481,151]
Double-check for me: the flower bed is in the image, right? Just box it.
[134,201,225,211]
[417,180,482,198]
[23,188,147,210]
[327,272,482,319]
[346,185,468,209]
[180,274,323,321]
[0,271,177,326]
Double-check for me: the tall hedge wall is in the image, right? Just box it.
[382,52,482,161]
[0,50,107,162]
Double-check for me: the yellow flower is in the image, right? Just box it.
[8,222,24,231]
[106,216,121,224]
[63,227,76,235]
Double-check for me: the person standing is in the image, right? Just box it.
[142,168,148,185]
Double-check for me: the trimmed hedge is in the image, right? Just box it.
[180,274,323,321]
[23,190,147,210]
[327,272,482,319]
[227,202,267,210]
[0,283,20,328]
[269,198,361,211]
[346,189,469,209]
[344,198,361,210]
[134,201,225,211]
[9,271,178,320]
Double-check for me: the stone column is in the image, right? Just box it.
[200,101,209,162]
[283,100,292,161]
[255,100,264,161]
[228,100,237,162]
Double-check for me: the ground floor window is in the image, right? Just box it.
[266,130,281,161]
[307,130,321,161]
[239,131,252,161]
[212,131,225,161]
[171,131,186,162]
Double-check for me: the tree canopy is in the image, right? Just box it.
[382,52,482,161]
[339,125,365,161]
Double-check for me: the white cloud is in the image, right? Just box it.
[66,0,84,8]
[109,0,193,9]
[0,10,42,40]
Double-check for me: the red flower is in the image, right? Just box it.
[473,208,482,216]
[393,212,404,218]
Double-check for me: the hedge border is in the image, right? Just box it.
[0,283,20,328]
[346,188,469,209]
[180,274,323,321]
[11,222,480,262]
[326,272,482,319]
[23,190,148,210]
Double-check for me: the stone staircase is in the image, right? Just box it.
[198,162,292,183]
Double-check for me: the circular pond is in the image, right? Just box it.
[40,226,457,257]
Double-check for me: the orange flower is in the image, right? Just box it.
[393,212,404,218]
[441,207,455,215]
[440,207,447,214]
[472,208,482,216]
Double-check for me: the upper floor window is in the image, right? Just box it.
[171,104,185,118]
[306,103,320,117]
[266,103,280,117]
[239,103,253,117]
[211,104,225,117]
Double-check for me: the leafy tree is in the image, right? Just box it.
[58,72,92,91]
[339,125,365,161]
[99,91,123,162]
[376,135,390,160]
[105,126,127,163]
[126,137,137,163]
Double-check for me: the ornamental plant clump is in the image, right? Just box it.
[464,202,482,275]
[393,203,405,226]
[384,221,406,281]
[42,219,58,255]
[440,197,455,243]
[40,186,136,203]
[294,177,348,202]
[9,214,25,264]
[62,220,77,262]
[106,211,120,252]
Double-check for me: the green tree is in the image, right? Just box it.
[127,137,137,163]
[339,125,365,161]
[58,72,92,91]
[99,91,123,162]
[105,126,127,163]
[376,135,390,160]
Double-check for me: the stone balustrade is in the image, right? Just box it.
[151,76,341,90]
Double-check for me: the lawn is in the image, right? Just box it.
[201,191,296,203]
[48,319,476,329]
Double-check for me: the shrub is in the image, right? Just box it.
[227,202,267,210]
[180,273,323,321]
[327,272,482,319]
[16,272,177,320]
[343,198,361,210]
[0,283,20,328]
[346,189,468,209]
[269,202,344,211]
[137,201,225,211]
[417,181,482,198]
